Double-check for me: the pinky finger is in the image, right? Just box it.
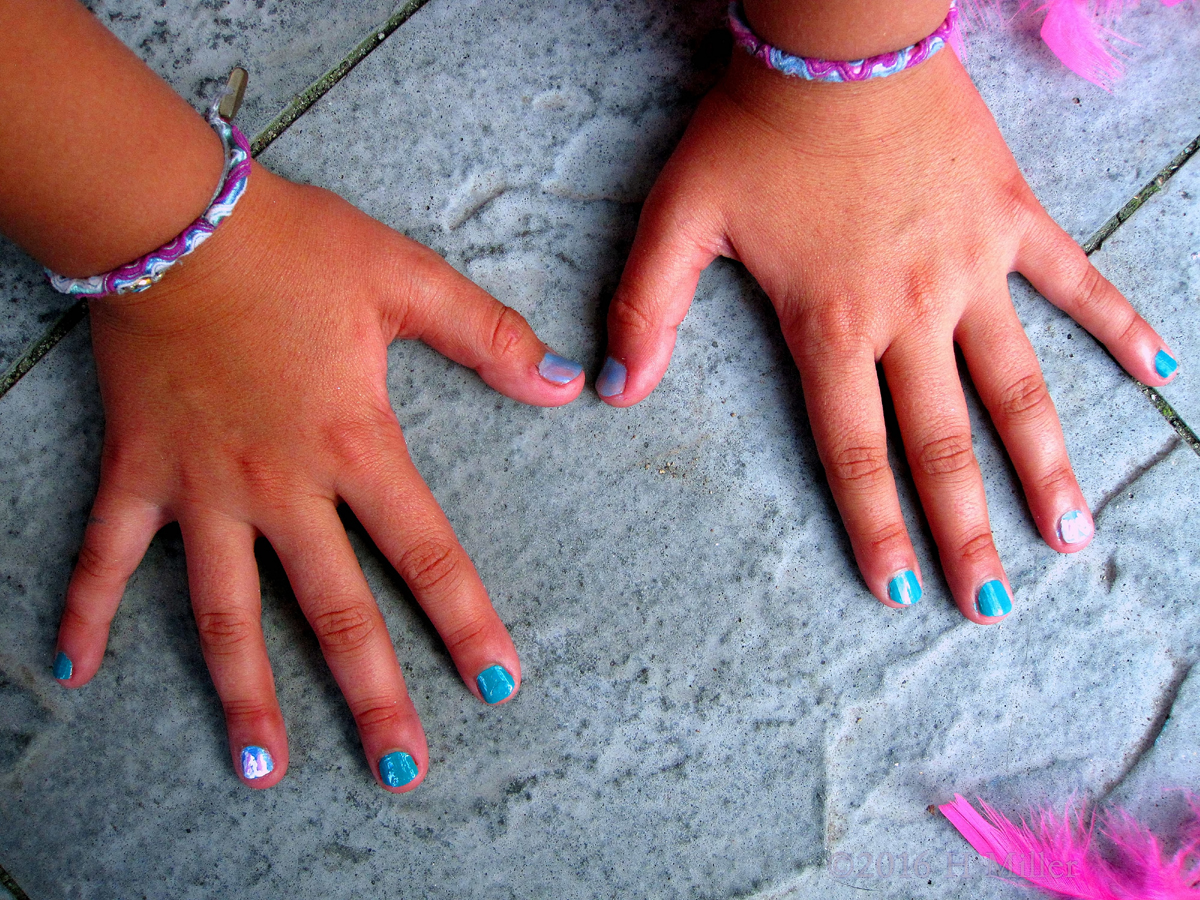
[55,485,163,686]
[1017,213,1179,386]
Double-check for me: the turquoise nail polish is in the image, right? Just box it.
[52,651,72,681]
[596,357,627,398]
[975,580,1012,618]
[476,664,516,704]
[1058,509,1092,545]
[887,570,922,606]
[538,352,583,385]
[240,746,274,780]
[1155,350,1178,379]
[379,751,419,788]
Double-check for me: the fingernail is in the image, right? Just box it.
[379,750,419,788]
[52,651,72,681]
[476,664,516,704]
[538,352,583,385]
[596,357,627,398]
[975,580,1012,618]
[1057,509,1093,545]
[1155,349,1178,379]
[887,570,922,606]
[240,746,274,780]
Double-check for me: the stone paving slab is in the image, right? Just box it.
[3,0,1200,898]
[1089,152,1200,431]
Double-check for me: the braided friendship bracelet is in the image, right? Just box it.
[728,0,958,83]
[47,99,251,297]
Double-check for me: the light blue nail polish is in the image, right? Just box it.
[379,751,419,788]
[240,746,274,780]
[538,352,583,385]
[596,357,627,398]
[1058,509,1092,545]
[52,651,72,681]
[975,580,1012,618]
[476,664,516,705]
[887,570,922,606]
[1155,349,1178,379]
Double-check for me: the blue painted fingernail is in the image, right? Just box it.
[596,357,627,398]
[1057,509,1092,545]
[975,580,1012,618]
[240,746,274,780]
[379,751,419,788]
[1155,350,1178,379]
[52,651,72,681]
[538,352,583,385]
[887,570,922,606]
[476,664,516,704]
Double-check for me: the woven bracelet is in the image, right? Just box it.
[47,80,252,298]
[728,0,958,83]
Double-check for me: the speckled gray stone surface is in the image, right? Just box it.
[3,1,1200,898]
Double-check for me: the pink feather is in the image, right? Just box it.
[939,795,1200,899]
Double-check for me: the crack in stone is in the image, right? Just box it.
[1090,435,1180,524]
[1097,660,1194,804]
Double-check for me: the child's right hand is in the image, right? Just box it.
[54,162,584,790]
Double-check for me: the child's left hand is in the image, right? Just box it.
[598,49,1176,622]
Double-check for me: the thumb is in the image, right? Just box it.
[385,239,585,408]
[598,180,722,406]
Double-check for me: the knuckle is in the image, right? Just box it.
[956,530,996,567]
[353,698,407,732]
[309,603,379,656]
[399,539,464,596]
[1070,263,1110,314]
[1034,464,1076,498]
[913,432,976,479]
[73,540,122,587]
[439,613,493,657]
[996,372,1051,421]
[488,305,529,362]
[862,520,910,557]
[824,442,891,487]
[194,608,258,656]
[607,294,659,340]
[1117,309,1143,346]
[221,697,274,724]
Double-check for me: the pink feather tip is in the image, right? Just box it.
[939,794,1200,899]
[1039,0,1129,90]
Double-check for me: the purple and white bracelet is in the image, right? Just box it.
[728,0,958,83]
[47,99,252,297]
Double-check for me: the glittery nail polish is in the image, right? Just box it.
[379,751,419,788]
[1155,349,1178,379]
[975,580,1012,618]
[52,651,72,681]
[1057,509,1093,545]
[538,352,583,385]
[887,570,922,606]
[476,664,516,704]
[240,746,274,780]
[596,357,627,398]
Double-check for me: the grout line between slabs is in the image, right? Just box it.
[1079,129,1200,458]
[0,862,31,900]
[0,0,433,402]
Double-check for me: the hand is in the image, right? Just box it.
[597,49,1178,623]
[52,163,584,789]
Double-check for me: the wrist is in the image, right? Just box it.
[742,0,951,60]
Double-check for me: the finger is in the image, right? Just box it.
[958,298,1093,553]
[388,239,585,408]
[337,419,520,707]
[598,175,722,406]
[792,334,923,609]
[181,514,287,789]
[1017,212,1179,386]
[267,503,428,792]
[55,482,163,686]
[883,340,1013,624]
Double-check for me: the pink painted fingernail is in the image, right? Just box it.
[1057,509,1093,545]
